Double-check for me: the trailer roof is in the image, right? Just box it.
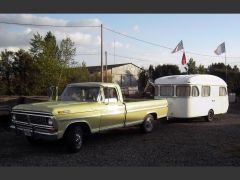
[154,74,227,86]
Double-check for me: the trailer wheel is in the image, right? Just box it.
[64,125,83,153]
[141,114,154,133]
[205,109,214,122]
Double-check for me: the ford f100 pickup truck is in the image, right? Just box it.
[11,82,168,152]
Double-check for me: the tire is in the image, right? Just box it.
[141,114,154,133]
[64,125,83,153]
[205,109,214,122]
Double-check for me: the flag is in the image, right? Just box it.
[214,42,225,55]
[172,40,184,53]
[182,52,186,65]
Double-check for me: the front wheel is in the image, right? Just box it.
[64,126,83,153]
[205,109,214,122]
[141,114,154,133]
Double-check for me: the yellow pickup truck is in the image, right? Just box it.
[10,82,168,152]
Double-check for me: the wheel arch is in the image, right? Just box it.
[147,112,158,120]
[63,121,92,137]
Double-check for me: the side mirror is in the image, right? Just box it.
[47,86,58,101]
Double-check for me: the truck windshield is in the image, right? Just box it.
[60,86,100,102]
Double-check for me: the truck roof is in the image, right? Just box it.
[154,74,227,86]
[68,82,118,87]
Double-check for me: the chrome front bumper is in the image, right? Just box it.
[10,121,59,141]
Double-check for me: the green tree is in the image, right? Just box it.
[148,65,154,81]
[59,37,76,66]
[67,62,90,83]
[233,65,239,72]
[198,64,206,74]
[29,31,62,95]
[186,58,197,74]
[29,32,44,59]
[12,49,37,95]
[0,50,14,94]
[138,69,149,92]
[43,31,59,60]
[153,64,180,79]
[207,63,240,93]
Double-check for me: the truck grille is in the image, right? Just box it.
[15,114,49,125]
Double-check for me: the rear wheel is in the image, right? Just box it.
[64,125,83,153]
[141,114,154,133]
[205,109,214,122]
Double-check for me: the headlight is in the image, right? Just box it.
[12,114,16,121]
[47,117,54,126]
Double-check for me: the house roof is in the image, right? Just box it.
[87,63,143,73]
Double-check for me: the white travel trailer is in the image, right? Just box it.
[154,74,229,121]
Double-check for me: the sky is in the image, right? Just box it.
[0,14,240,70]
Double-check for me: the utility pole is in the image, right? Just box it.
[101,24,103,82]
[114,39,115,65]
[225,50,227,83]
[105,51,108,82]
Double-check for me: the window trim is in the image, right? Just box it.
[159,85,174,97]
[176,85,191,97]
[201,86,211,97]
[103,87,119,102]
[192,86,199,97]
[219,86,227,96]
[154,85,159,96]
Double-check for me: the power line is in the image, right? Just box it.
[0,21,100,28]
[76,53,99,55]
[108,52,240,67]
[108,52,181,66]
[103,26,240,59]
[103,26,173,50]
[108,53,156,63]
[2,21,240,60]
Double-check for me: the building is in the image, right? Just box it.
[87,63,143,95]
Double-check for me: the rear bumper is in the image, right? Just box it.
[10,123,59,141]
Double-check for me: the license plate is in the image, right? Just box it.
[24,129,32,136]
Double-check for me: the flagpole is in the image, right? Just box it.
[183,50,188,74]
[225,51,227,83]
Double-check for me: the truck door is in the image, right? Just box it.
[99,87,125,131]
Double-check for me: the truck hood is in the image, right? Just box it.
[12,101,96,115]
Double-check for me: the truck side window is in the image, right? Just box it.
[192,86,199,97]
[201,86,210,97]
[219,87,227,96]
[176,86,190,97]
[104,87,118,102]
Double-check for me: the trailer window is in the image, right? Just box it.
[192,86,199,97]
[219,87,227,96]
[176,86,190,97]
[160,86,174,96]
[202,86,210,97]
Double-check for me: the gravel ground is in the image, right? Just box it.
[0,103,240,166]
